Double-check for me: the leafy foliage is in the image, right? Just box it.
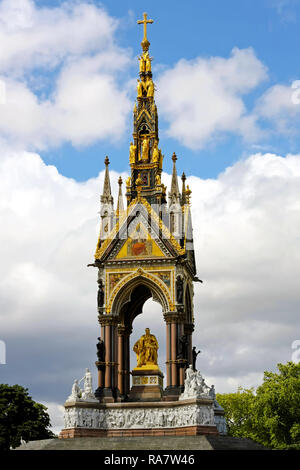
[216,387,256,437]
[0,384,55,450]
[216,362,300,450]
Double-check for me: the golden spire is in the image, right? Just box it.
[169,152,180,205]
[137,12,154,52]
[101,156,113,205]
[186,185,192,205]
[181,172,187,206]
[136,173,142,201]
[116,176,124,217]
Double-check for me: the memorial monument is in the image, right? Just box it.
[59,12,226,439]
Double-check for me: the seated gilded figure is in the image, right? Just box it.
[145,77,154,98]
[133,328,159,369]
[137,76,147,98]
[139,51,152,73]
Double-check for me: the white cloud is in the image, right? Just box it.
[268,0,300,22]
[254,83,300,134]
[188,152,300,389]
[0,0,133,149]
[156,47,268,149]
[41,402,65,436]
[0,0,118,75]
[1,1,298,153]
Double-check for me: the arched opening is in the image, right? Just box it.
[111,273,170,318]
[108,275,171,399]
[99,273,188,402]
[130,297,166,381]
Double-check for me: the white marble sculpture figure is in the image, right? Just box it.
[80,368,98,402]
[63,368,226,433]
[66,368,97,403]
[196,370,210,395]
[66,379,82,402]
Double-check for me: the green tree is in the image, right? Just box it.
[216,362,300,449]
[216,387,256,438]
[251,362,300,449]
[0,384,55,450]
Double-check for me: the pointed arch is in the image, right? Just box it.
[109,269,172,319]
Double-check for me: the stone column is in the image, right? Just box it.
[184,323,194,367]
[163,311,184,400]
[171,322,177,387]
[166,322,171,387]
[117,325,131,399]
[117,331,124,396]
[177,322,187,389]
[98,314,119,402]
[95,328,105,398]
[123,332,131,396]
[104,322,111,388]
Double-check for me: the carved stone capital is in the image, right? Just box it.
[184,323,195,334]
[98,314,120,327]
[163,311,185,324]
[117,325,132,336]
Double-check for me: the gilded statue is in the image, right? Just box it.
[139,51,152,73]
[155,173,161,186]
[126,176,131,187]
[133,328,159,368]
[159,150,163,170]
[146,77,154,98]
[139,54,146,73]
[129,141,136,164]
[145,53,152,72]
[137,76,146,98]
[152,140,159,163]
[141,137,149,161]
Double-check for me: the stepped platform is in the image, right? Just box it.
[15,435,268,451]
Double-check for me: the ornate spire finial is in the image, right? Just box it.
[101,156,113,205]
[136,173,142,201]
[116,176,124,217]
[186,185,192,205]
[181,172,187,206]
[169,152,180,206]
[137,12,154,52]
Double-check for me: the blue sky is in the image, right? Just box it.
[28,0,300,180]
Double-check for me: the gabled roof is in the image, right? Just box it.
[95,197,185,262]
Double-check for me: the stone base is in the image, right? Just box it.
[60,397,224,439]
[60,425,218,438]
[129,369,164,402]
[16,435,268,450]
[163,385,183,401]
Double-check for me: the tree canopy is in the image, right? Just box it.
[217,362,300,449]
[0,384,55,450]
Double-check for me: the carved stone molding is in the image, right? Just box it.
[63,401,215,431]
[98,315,120,327]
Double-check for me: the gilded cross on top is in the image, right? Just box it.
[137,12,154,52]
